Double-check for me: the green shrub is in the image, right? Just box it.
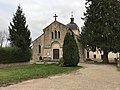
[0,47,31,64]
[63,32,80,67]
[59,57,64,67]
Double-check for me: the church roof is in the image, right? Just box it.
[32,34,44,43]
[67,14,79,30]
[32,20,68,43]
[67,22,79,30]
[32,14,79,43]
[43,20,67,32]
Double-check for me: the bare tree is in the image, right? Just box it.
[0,31,8,47]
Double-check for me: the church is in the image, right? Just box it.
[32,13,117,63]
[32,14,85,62]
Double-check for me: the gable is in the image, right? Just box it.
[43,21,68,32]
[32,21,69,44]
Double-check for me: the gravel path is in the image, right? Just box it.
[1,63,120,90]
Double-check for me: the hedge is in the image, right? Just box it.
[0,47,31,64]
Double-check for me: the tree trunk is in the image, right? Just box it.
[0,42,3,47]
[102,50,109,64]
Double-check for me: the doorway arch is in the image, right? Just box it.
[51,41,61,60]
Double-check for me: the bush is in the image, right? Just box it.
[0,47,31,64]
[63,32,80,67]
[59,57,64,67]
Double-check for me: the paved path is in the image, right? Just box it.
[1,63,120,90]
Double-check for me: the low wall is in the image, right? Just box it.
[117,60,120,67]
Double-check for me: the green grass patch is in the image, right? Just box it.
[0,64,80,86]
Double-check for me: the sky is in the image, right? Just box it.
[0,0,86,41]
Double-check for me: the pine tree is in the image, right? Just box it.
[81,0,120,63]
[63,32,79,66]
[9,5,31,49]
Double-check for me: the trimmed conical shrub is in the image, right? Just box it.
[63,32,80,66]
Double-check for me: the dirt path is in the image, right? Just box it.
[1,63,120,90]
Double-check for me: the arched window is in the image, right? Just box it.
[55,31,57,39]
[39,56,42,60]
[38,45,41,53]
[58,31,60,39]
[51,32,54,39]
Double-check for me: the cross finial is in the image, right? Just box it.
[71,11,74,18]
[53,14,58,21]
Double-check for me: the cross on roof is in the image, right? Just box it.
[53,14,58,21]
[71,11,74,18]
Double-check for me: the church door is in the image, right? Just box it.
[53,49,59,59]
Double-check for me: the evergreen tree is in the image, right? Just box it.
[81,0,120,63]
[63,32,79,66]
[9,5,31,49]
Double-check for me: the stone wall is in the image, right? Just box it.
[32,21,69,61]
[32,34,44,61]
[44,21,68,48]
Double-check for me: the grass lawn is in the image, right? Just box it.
[0,64,80,86]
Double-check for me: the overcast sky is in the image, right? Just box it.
[0,0,86,41]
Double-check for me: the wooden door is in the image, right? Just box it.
[53,49,59,59]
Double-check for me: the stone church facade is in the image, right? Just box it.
[32,14,84,62]
[32,14,118,62]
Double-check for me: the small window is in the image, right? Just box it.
[87,51,89,58]
[58,31,60,39]
[52,32,54,39]
[55,31,57,39]
[39,45,41,53]
[39,56,42,60]
[101,55,103,60]
[94,55,96,58]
